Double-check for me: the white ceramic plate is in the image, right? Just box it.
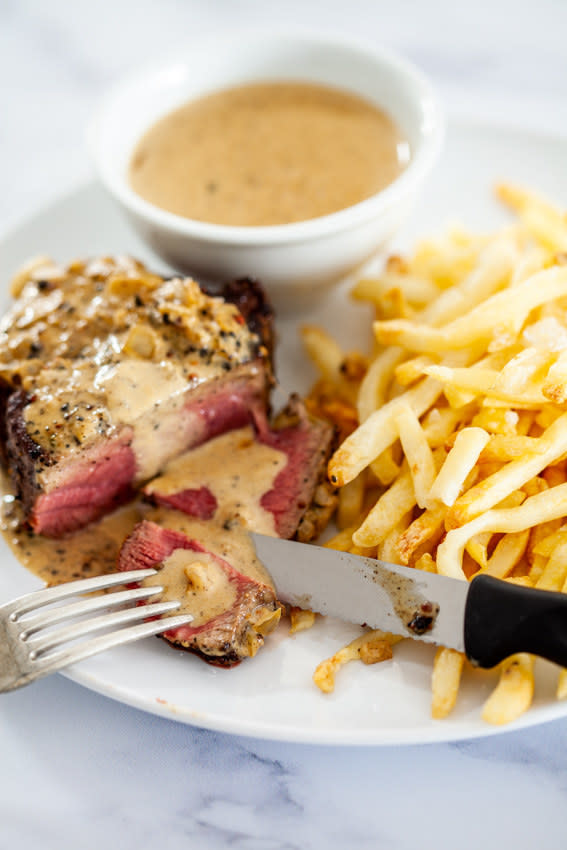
[2,120,567,745]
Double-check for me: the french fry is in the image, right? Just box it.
[290,608,316,633]
[408,229,483,289]
[370,448,401,486]
[556,670,567,700]
[532,525,567,557]
[329,377,443,487]
[447,412,567,528]
[478,434,546,462]
[543,350,567,403]
[377,512,413,562]
[465,532,492,570]
[431,648,465,719]
[528,554,548,585]
[313,631,401,693]
[422,405,470,448]
[352,271,440,309]
[374,266,567,354]
[423,364,549,407]
[534,540,567,591]
[357,347,405,421]
[414,552,437,572]
[438,482,567,579]
[496,182,567,252]
[323,526,356,552]
[396,504,446,565]
[482,530,530,579]
[418,235,517,325]
[471,406,520,435]
[336,472,366,530]
[352,465,415,548]
[394,404,437,509]
[481,653,535,725]
[395,355,437,386]
[429,427,489,506]
[301,324,345,381]
[300,325,365,405]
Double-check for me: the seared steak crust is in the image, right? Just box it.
[210,277,275,364]
[4,389,49,509]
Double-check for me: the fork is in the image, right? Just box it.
[0,569,192,693]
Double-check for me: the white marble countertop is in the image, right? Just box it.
[2,1,567,847]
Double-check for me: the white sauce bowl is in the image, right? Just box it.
[89,32,444,312]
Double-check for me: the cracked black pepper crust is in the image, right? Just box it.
[0,257,276,463]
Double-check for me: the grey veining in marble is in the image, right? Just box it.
[2,675,567,849]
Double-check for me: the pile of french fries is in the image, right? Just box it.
[303,183,567,725]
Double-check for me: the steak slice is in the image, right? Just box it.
[118,518,283,666]
[144,395,337,541]
[0,257,274,536]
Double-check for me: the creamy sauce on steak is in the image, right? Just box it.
[1,425,279,595]
[143,548,238,627]
[146,425,287,536]
[0,258,268,493]
[0,257,260,461]
[129,81,408,226]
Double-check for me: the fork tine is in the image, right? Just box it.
[24,612,194,685]
[18,585,164,637]
[5,569,158,617]
[26,599,184,655]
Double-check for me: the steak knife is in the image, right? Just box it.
[251,533,567,669]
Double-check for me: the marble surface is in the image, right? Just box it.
[2,1,567,847]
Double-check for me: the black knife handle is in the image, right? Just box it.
[464,574,567,669]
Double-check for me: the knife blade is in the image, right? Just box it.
[251,532,567,669]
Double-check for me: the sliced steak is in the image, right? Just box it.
[0,257,274,536]
[118,518,283,666]
[144,395,337,541]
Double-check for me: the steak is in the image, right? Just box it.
[1,257,338,668]
[0,257,273,536]
[144,394,337,540]
[118,516,283,666]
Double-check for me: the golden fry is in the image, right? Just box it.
[447,412,567,529]
[482,530,530,579]
[352,466,415,548]
[429,427,489,507]
[374,266,567,354]
[396,505,446,566]
[431,648,465,719]
[481,654,535,725]
[394,403,436,509]
[336,472,366,530]
[313,631,400,693]
[329,377,442,487]
[438,483,567,579]
[289,608,316,634]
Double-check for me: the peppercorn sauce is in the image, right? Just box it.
[129,81,408,227]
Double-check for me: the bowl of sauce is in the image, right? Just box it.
[90,32,444,311]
